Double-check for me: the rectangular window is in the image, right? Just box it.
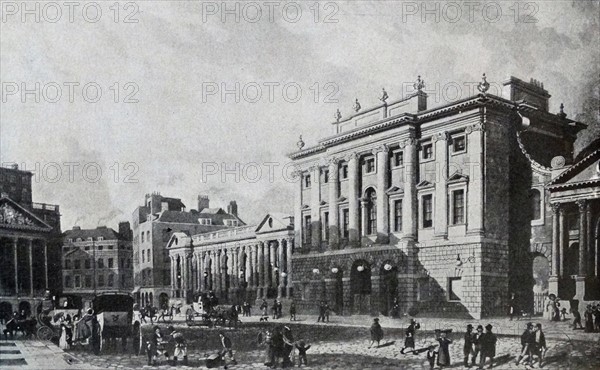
[108,245,113,250]
[422,194,433,228]
[323,212,329,240]
[142,250,145,263]
[342,209,349,238]
[394,199,403,232]
[65,259,71,269]
[422,142,433,160]
[147,249,151,262]
[108,258,114,268]
[322,169,329,183]
[74,275,81,288]
[304,174,311,188]
[452,189,465,224]
[85,259,91,269]
[340,164,348,180]
[98,275,104,287]
[368,203,377,235]
[417,278,431,302]
[392,150,404,167]
[448,277,463,301]
[452,135,466,153]
[64,276,72,288]
[364,157,375,174]
[85,275,92,288]
[108,274,114,287]
[98,258,104,269]
[98,245,103,251]
[74,259,81,270]
[304,215,312,244]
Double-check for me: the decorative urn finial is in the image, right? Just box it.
[353,98,361,112]
[380,88,389,103]
[558,103,567,119]
[413,75,425,91]
[334,109,342,123]
[297,135,305,150]
[477,73,490,94]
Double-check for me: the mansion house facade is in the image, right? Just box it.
[289,75,587,319]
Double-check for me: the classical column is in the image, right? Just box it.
[170,256,175,294]
[559,207,566,277]
[375,145,390,243]
[577,200,588,276]
[586,204,593,276]
[277,239,285,297]
[264,242,271,295]
[13,238,18,295]
[294,169,303,249]
[328,157,340,248]
[433,132,448,238]
[348,153,360,243]
[310,165,322,248]
[549,204,560,295]
[286,237,293,297]
[257,242,264,297]
[466,123,485,235]
[43,240,48,290]
[270,241,277,289]
[212,251,219,292]
[199,252,204,292]
[28,239,33,296]
[402,136,418,240]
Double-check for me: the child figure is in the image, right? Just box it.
[426,345,437,369]
[295,340,311,367]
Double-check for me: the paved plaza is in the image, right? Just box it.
[1,313,593,370]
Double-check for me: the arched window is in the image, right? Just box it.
[365,188,377,235]
[529,189,542,220]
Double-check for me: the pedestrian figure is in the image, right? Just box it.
[584,305,594,333]
[259,329,274,367]
[295,340,311,367]
[324,302,331,322]
[272,300,279,320]
[480,324,496,369]
[401,319,419,354]
[277,300,283,319]
[471,325,484,366]
[594,304,600,332]
[571,307,583,329]
[426,345,437,369]
[508,293,517,321]
[290,301,297,321]
[148,326,170,366]
[270,326,285,368]
[317,301,326,323]
[463,324,475,367]
[369,318,384,348]
[533,323,547,367]
[436,330,452,368]
[282,326,295,367]
[219,332,237,365]
[516,322,534,365]
[59,322,70,350]
[168,325,188,366]
[260,299,269,321]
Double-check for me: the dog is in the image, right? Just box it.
[259,316,269,322]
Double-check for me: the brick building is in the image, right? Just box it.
[132,193,244,308]
[0,164,62,319]
[61,224,133,307]
[167,213,294,305]
[288,75,586,319]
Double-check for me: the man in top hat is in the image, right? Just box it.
[463,324,475,367]
[471,325,484,366]
[517,322,534,365]
[480,324,497,369]
[532,323,547,367]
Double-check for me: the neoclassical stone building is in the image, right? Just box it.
[288,75,587,319]
[167,213,294,304]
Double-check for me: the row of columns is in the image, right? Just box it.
[1,237,49,296]
[170,237,294,301]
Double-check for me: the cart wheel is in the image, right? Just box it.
[37,326,54,341]
[131,322,142,356]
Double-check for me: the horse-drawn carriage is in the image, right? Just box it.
[36,294,83,341]
[84,293,143,355]
[184,296,239,328]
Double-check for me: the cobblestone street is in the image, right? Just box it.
[64,315,600,370]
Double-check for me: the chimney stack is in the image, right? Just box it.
[198,195,210,211]
[118,221,132,240]
[227,200,238,216]
[502,76,551,111]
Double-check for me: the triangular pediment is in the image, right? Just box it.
[301,204,310,209]
[0,197,52,231]
[320,201,327,206]
[386,186,403,195]
[416,180,434,189]
[256,213,293,234]
[337,196,347,203]
[548,150,600,189]
[448,172,469,183]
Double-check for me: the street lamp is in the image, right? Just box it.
[455,253,475,267]
[331,267,339,274]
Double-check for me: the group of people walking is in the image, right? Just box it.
[260,325,310,368]
[515,322,547,368]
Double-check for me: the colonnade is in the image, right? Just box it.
[0,236,49,297]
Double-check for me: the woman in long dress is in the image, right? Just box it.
[59,324,70,350]
[544,294,553,321]
[436,331,452,368]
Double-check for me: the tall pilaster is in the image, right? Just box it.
[348,152,360,243]
[549,204,560,295]
[264,242,272,295]
[257,242,265,297]
[402,136,417,240]
[433,132,448,238]
[577,200,588,276]
[294,169,303,249]
[559,208,566,277]
[13,238,18,295]
[466,122,485,235]
[310,165,322,248]
[328,157,340,248]
[277,239,285,297]
[286,237,293,297]
[375,145,390,243]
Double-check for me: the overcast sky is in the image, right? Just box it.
[1,0,598,230]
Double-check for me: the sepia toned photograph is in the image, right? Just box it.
[0,1,599,369]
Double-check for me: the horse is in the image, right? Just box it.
[157,306,175,323]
